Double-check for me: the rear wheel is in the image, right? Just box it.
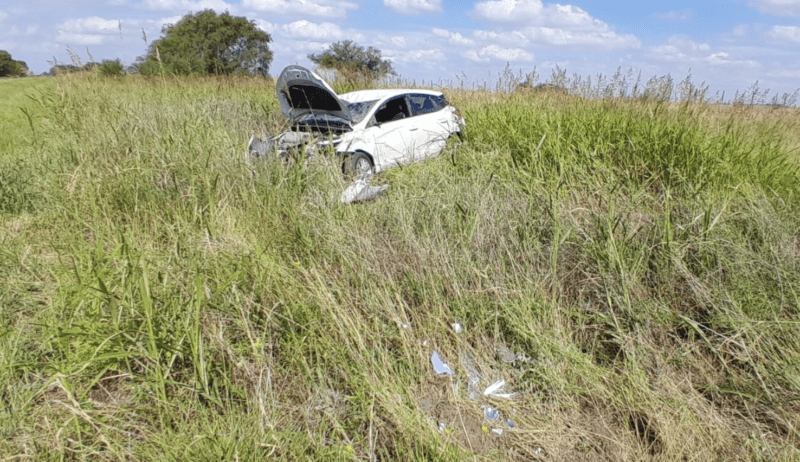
[343,152,374,179]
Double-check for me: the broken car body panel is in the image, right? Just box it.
[249,65,466,176]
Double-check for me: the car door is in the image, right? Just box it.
[406,93,455,159]
[368,95,431,171]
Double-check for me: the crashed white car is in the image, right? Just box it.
[248,65,465,177]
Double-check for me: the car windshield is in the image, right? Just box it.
[345,100,379,125]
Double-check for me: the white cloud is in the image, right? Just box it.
[473,0,618,31]
[141,0,232,11]
[770,25,800,42]
[654,36,711,54]
[471,2,639,49]
[705,51,759,67]
[523,26,640,48]
[391,36,407,47]
[56,17,121,45]
[649,36,712,61]
[390,48,444,66]
[294,41,328,51]
[242,0,358,19]
[547,4,605,31]
[648,36,758,68]
[282,20,346,41]
[472,0,544,24]
[384,0,442,14]
[432,28,475,46]
[157,15,184,28]
[652,9,691,21]
[0,10,8,22]
[253,19,278,33]
[56,33,105,45]
[59,17,120,33]
[464,44,534,62]
[650,44,690,61]
[473,30,529,45]
[748,0,800,16]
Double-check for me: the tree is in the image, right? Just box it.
[99,59,125,77]
[137,10,272,76]
[0,50,28,77]
[307,40,394,83]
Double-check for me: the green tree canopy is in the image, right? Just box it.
[137,10,272,76]
[308,40,394,83]
[0,50,28,77]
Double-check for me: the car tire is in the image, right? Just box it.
[343,152,374,179]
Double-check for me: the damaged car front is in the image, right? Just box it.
[248,65,465,178]
[247,65,356,161]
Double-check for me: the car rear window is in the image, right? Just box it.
[407,94,447,116]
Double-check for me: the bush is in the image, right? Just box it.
[99,59,125,77]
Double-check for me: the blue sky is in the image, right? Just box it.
[1,0,798,97]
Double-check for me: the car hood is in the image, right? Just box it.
[276,65,352,128]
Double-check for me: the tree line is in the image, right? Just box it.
[0,50,28,77]
[1,10,394,81]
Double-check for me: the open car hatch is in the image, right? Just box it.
[276,65,352,129]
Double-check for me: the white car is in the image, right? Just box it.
[248,65,465,177]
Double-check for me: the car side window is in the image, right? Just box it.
[374,96,411,124]
[407,94,445,116]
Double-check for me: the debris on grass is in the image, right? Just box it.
[431,351,455,376]
[484,405,500,421]
[425,322,520,441]
[340,177,388,204]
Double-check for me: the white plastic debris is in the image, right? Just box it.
[401,323,410,330]
[423,340,428,346]
[483,406,500,421]
[438,421,447,433]
[451,322,463,334]
[491,428,504,436]
[483,379,516,399]
[340,178,388,204]
[483,379,506,396]
[431,351,455,376]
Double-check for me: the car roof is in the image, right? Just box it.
[339,88,444,103]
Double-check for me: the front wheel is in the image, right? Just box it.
[343,152,374,179]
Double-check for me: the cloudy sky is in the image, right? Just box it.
[1,0,799,97]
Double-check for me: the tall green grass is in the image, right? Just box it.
[1,73,799,460]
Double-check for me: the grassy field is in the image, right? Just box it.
[1,72,799,461]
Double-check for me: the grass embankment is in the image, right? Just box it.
[1,73,799,460]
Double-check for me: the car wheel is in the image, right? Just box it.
[343,152,374,179]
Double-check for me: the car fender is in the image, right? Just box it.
[335,135,381,170]
[337,145,375,164]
